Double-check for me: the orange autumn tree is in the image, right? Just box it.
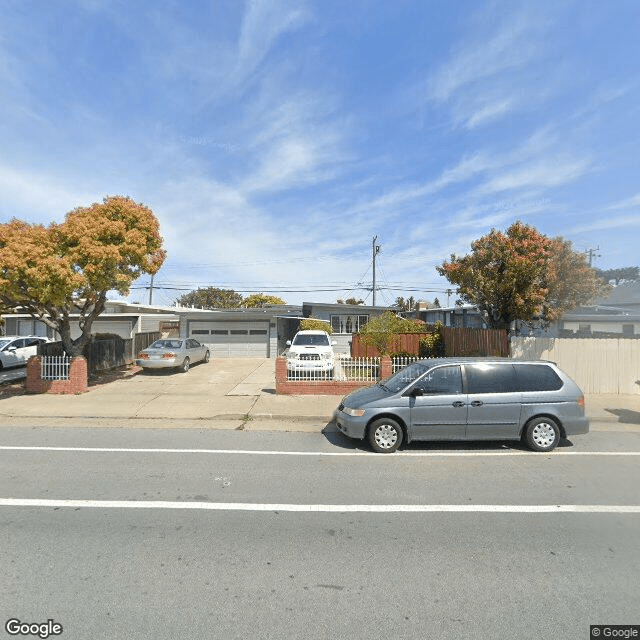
[437,221,608,332]
[0,196,165,357]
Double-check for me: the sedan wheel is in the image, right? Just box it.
[204,350,210,363]
[180,357,190,373]
[524,417,560,452]
[368,418,403,453]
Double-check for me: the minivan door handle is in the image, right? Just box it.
[471,400,484,407]
[452,401,465,407]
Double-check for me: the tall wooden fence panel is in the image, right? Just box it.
[442,327,509,357]
[351,328,508,358]
[510,337,640,394]
[351,333,432,357]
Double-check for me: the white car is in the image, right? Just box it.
[286,330,336,378]
[0,336,50,370]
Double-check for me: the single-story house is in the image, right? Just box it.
[3,300,397,358]
[3,300,180,342]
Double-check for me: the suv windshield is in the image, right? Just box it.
[292,334,330,347]
[381,361,429,393]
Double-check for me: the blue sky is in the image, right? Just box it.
[1,0,639,307]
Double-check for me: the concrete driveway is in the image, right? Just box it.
[0,358,340,430]
[0,365,27,385]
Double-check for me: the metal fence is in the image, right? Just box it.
[333,357,381,382]
[391,356,420,373]
[40,355,70,381]
[286,356,420,382]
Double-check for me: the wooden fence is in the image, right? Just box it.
[39,331,160,375]
[442,327,509,357]
[351,327,508,358]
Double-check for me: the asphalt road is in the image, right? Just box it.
[1,424,639,640]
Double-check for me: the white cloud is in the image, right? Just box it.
[480,157,592,194]
[428,11,543,102]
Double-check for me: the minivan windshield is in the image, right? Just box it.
[292,334,330,346]
[380,361,429,393]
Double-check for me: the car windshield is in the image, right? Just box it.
[292,334,330,346]
[0,339,12,349]
[149,340,183,349]
[380,361,430,393]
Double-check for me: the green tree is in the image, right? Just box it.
[437,221,608,331]
[299,318,333,333]
[358,310,424,355]
[0,196,165,357]
[243,293,286,307]
[595,266,639,284]
[176,287,243,309]
[337,297,364,305]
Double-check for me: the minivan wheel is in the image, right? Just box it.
[524,417,560,452]
[368,418,403,453]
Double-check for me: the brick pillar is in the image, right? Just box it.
[380,355,392,379]
[275,357,288,393]
[26,355,88,394]
[68,357,88,394]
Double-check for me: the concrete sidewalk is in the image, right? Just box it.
[0,358,639,431]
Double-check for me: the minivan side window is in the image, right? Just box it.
[413,366,463,395]
[465,363,517,394]
[514,364,563,391]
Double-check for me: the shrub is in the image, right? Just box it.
[419,322,445,358]
[299,318,333,334]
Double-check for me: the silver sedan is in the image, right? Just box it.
[135,338,210,373]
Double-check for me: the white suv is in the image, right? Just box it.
[0,336,50,370]
[286,330,336,378]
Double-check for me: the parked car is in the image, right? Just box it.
[135,338,210,373]
[0,336,50,370]
[335,357,589,453]
[286,330,336,378]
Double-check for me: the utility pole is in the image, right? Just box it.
[586,246,601,267]
[148,274,154,305]
[372,236,381,306]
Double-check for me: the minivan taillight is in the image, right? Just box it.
[577,395,585,408]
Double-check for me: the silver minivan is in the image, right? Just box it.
[335,358,589,453]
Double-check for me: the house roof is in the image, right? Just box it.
[597,281,640,307]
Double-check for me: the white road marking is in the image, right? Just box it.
[0,498,639,513]
[0,445,639,457]
[1,445,639,457]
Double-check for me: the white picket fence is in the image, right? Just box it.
[511,337,640,394]
[40,355,71,381]
[287,356,421,382]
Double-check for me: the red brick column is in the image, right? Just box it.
[380,355,392,379]
[26,356,88,394]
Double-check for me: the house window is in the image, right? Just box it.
[622,324,635,336]
[578,324,591,333]
[330,314,369,334]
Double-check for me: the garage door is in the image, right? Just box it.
[189,321,269,357]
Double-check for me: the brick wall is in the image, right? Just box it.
[276,356,392,395]
[26,356,88,395]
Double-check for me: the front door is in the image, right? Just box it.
[408,365,467,440]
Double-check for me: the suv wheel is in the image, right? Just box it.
[368,418,403,453]
[524,417,560,452]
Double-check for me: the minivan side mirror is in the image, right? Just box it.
[331,340,337,346]
[286,340,292,347]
